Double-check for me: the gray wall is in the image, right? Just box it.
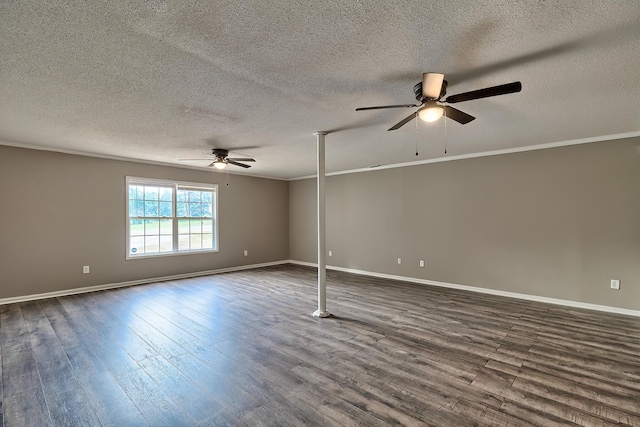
[0,146,289,299]
[289,137,640,311]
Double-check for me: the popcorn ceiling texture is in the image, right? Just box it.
[1,1,639,179]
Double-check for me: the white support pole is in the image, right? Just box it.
[313,131,330,318]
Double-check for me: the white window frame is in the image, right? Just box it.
[126,176,219,260]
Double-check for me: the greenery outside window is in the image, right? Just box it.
[126,177,217,259]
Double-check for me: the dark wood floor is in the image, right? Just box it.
[1,264,638,426]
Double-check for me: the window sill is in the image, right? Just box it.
[126,249,219,261]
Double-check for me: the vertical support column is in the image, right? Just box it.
[313,131,330,318]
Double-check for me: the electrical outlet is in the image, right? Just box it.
[328,250,332,256]
[397,258,402,265]
[610,279,620,290]
[420,260,425,267]
[83,266,90,274]
[244,250,248,256]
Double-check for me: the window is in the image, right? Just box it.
[126,177,217,258]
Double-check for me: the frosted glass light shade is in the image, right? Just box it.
[418,106,444,122]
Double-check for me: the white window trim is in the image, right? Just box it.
[125,176,219,260]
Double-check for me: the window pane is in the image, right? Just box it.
[159,202,172,217]
[159,236,172,252]
[144,201,158,217]
[135,200,145,217]
[201,192,212,203]
[177,189,187,202]
[176,202,188,217]
[190,219,201,233]
[129,202,137,218]
[159,219,172,235]
[202,233,213,249]
[159,187,172,201]
[202,219,213,233]
[130,236,144,254]
[145,236,159,253]
[201,203,212,217]
[145,219,159,234]
[130,219,144,236]
[190,234,202,250]
[188,190,201,203]
[144,186,159,200]
[191,204,199,217]
[178,235,189,250]
[136,186,144,200]
[178,219,189,234]
[128,185,137,200]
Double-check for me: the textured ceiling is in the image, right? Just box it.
[1,1,639,179]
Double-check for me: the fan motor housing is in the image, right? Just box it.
[212,148,229,157]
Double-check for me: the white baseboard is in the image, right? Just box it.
[0,260,289,305]
[288,260,640,317]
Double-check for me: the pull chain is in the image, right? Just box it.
[226,167,229,186]
[414,113,419,156]
[444,107,448,154]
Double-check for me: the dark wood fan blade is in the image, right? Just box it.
[178,158,212,161]
[388,111,418,131]
[445,81,522,104]
[444,106,475,124]
[227,157,255,162]
[227,160,251,168]
[356,103,420,111]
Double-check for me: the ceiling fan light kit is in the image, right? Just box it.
[178,148,256,169]
[213,161,227,170]
[356,72,522,131]
[418,105,444,122]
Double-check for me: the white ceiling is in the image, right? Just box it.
[1,1,639,179]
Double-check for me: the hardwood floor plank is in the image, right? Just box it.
[46,313,108,381]
[138,355,224,423]
[169,352,264,419]
[19,303,80,397]
[511,377,640,425]
[116,368,196,427]
[1,348,41,398]
[46,388,102,427]
[80,371,149,427]
[289,384,390,427]
[3,388,51,427]
[470,371,620,426]
[198,408,249,427]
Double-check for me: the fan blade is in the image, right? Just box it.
[443,106,475,124]
[356,103,420,111]
[422,73,444,99]
[445,81,522,103]
[388,111,418,131]
[178,158,212,161]
[227,157,255,162]
[206,162,215,168]
[227,160,251,168]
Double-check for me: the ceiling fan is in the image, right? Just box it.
[179,148,256,169]
[356,73,522,131]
